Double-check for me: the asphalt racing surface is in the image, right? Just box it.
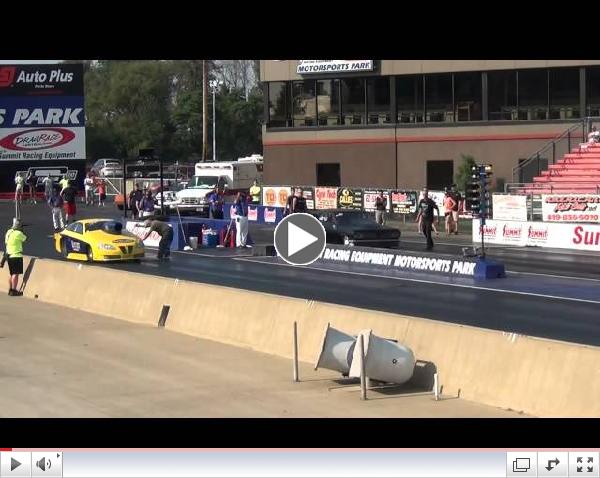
[5,201,600,347]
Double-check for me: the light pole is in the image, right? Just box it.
[209,79,223,162]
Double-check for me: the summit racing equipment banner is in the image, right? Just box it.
[0,64,85,162]
[472,219,600,251]
[390,190,418,214]
[297,60,374,74]
[541,194,600,223]
[318,244,478,277]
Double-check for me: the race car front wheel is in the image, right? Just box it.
[86,246,94,262]
[61,239,69,259]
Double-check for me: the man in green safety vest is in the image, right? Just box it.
[4,218,27,297]
[249,179,261,205]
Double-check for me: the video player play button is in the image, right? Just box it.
[11,459,21,471]
[274,213,326,265]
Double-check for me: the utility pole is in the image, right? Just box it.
[202,60,209,162]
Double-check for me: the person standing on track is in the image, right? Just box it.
[96,179,106,207]
[25,170,37,204]
[84,173,95,206]
[43,175,54,202]
[61,180,78,225]
[450,184,462,235]
[375,190,387,225]
[14,173,24,204]
[232,192,249,247]
[4,218,27,297]
[443,190,457,235]
[416,188,439,251]
[139,217,173,260]
[48,186,65,232]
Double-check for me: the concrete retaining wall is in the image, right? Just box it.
[21,256,600,417]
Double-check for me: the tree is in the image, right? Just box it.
[455,154,477,192]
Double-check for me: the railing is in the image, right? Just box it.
[512,119,589,183]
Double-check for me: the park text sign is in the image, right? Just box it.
[297,60,374,74]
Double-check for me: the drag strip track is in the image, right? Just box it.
[94,251,600,347]
[6,203,600,347]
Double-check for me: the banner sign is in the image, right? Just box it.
[318,244,478,277]
[472,219,600,251]
[390,190,418,214]
[492,194,528,222]
[418,190,446,215]
[542,194,600,223]
[262,186,291,208]
[0,64,85,164]
[297,60,374,74]
[337,187,363,210]
[293,185,315,210]
[315,187,338,210]
[126,221,172,248]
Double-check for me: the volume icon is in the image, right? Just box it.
[36,458,51,471]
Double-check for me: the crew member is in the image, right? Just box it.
[140,217,173,260]
[61,180,78,225]
[48,186,65,232]
[207,187,224,219]
[450,184,462,235]
[4,218,27,297]
[416,188,439,251]
[25,170,37,204]
[139,190,155,218]
[443,190,457,235]
[14,174,24,204]
[375,190,387,225]
[233,192,249,247]
[59,175,70,193]
[97,179,107,207]
[249,179,261,205]
[84,173,95,206]
[43,175,54,202]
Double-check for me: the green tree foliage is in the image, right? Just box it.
[455,154,477,192]
[79,60,263,163]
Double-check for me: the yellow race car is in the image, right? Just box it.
[54,219,145,262]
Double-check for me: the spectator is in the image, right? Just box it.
[249,179,261,204]
[285,188,308,216]
[589,126,600,143]
[14,173,24,204]
[61,180,78,225]
[416,188,440,251]
[233,192,249,247]
[375,190,387,225]
[443,190,457,235]
[84,173,94,206]
[139,190,155,218]
[59,174,69,193]
[450,184,462,235]
[207,187,224,219]
[48,186,65,232]
[139,217,173,260]
[96,179,106,207]
[25,170,37,204]
[42,175,54,202]
[4,218,27,297]
[130,184,144,219]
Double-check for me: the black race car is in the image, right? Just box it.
[314,210,401,248]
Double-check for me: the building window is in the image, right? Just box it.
[292,80,316,127]
[549,68,580,119]
[268,82,289,127]
[518,69,548,120]
[425,74,453,123]
[488,71,517,121]
[317,79,340,126]
[367,77,390,124]
[586,66,600,116]
[454,72,482,121]
[340,78,366,125]
[396,75,424,123]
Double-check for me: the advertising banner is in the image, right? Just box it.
[297,60,374,74]
[337,187,363,210]
[318,244,478,277]
[390,190,418,214]
[363,190,391,212]
[0,64,84,96]
[262,186,291,208]
[293,185,315,210]
[418,190,446,215]
[314,187,338,210]
[492,194,528,222]
[472,219,600,251]
[541,194,600,223]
